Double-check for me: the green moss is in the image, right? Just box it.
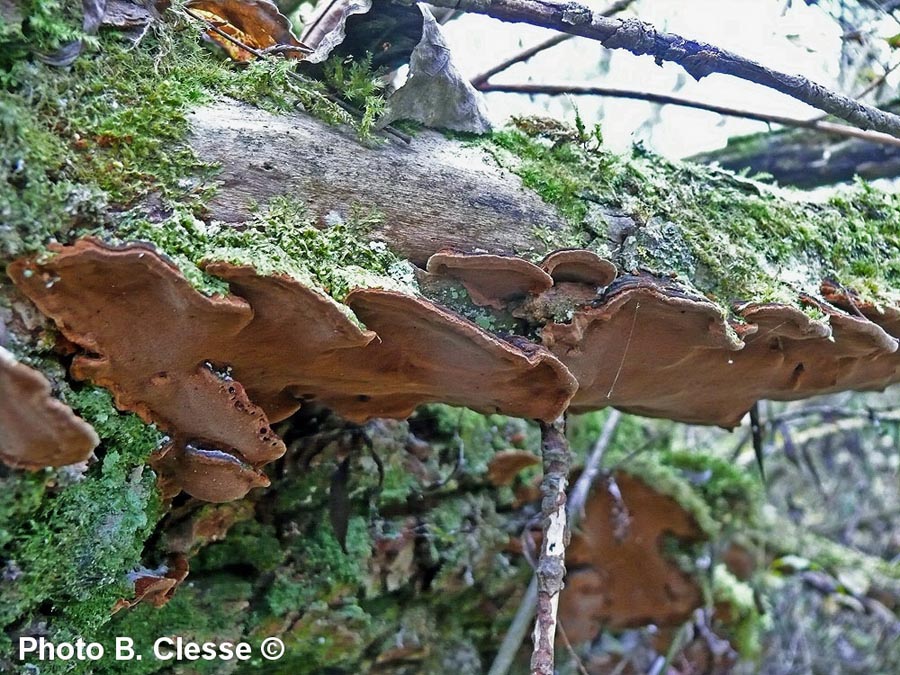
[0,0,83,71]
[1,11,388,262]
[418,404,540,480]
[91,574,255,675]
[712,564,766,659]
[193,520,285,574]
[103,197,418,301]
[568,412,761,535]
[0,386,164,643]
[263,515,370,615]
[487,122,900,309]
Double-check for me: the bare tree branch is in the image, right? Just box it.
[412,0,900,137]
[532,415,570,675]
[487,410,622,675]
[471,34,572,89]
[469,0,637,88]
[477,82,900,148]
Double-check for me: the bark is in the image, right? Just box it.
[189,101,567,265]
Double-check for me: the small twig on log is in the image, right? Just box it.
[488,410,622,675]
[181,7,412,144]
[470,0,637,87]
[416,0,900,138]
[476,82,900,148]
[531,415,570,675]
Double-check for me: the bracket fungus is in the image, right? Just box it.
[112,554,189,613]
[0,345,99,470]
[9,239,576,499]
[543,275,900,427]
[540,249,617,288]
[8,237,900,496]
[425,250,553,309]
[558,473,706,643]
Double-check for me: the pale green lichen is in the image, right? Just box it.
[712,564,767,658]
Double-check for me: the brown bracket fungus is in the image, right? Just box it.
[0,345,99,470]
[558,473,706,644]
[342,288,577,420]
[542,275,746,425]
[543,274,900,427]
[112,554,189,613]
[425,250,553,309]
[540,249,617,288]
[9,239,577,499]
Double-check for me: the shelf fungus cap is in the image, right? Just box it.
[540,249,617,287]
[0,346,99,470]
[559,473,706,643]
[10,238,578,500]
[112,554,189,613]
[342,288,578,421]
[545,273,900,427]
[151,441,270,503]
[425,250,553,309]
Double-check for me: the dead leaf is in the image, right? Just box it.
[300,0,373,64]
[377,5,492,134]
[39,0,107,67]
[186,0,310,62]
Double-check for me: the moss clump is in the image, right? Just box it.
[0,386,164,652]
[712,564,767,659]
[91,574,255,675]
[103,195,418,302]
[567,411,762,535]
[487,121,900,309]
[1,10,388,262]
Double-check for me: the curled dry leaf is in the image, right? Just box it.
[0,345,99,470]
[377,5,492,133]
[185,0,310,61]
[300,0,373,64]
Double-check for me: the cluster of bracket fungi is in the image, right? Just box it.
[4,237,900,502]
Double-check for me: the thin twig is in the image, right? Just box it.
[531,415,571,675]
[418,0,900,137]
[568,409,622,524]
[181,7,412,144]
[470,0,636,87]
[488,412,622,675]
[488,577,538,675]
[471,34,572,89]
[476,82,900,148]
